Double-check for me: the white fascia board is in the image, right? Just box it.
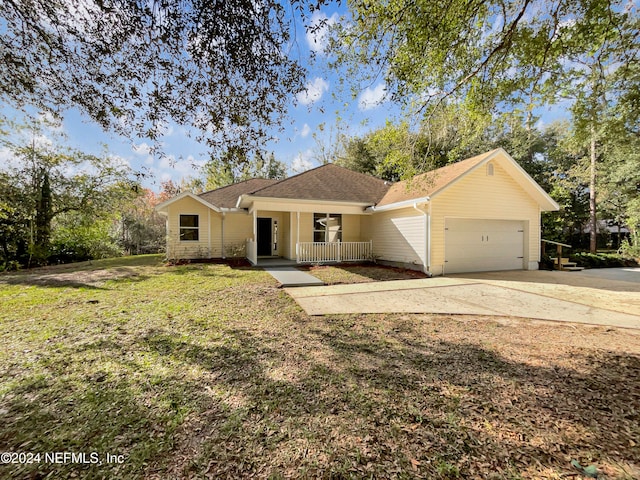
[219,207,248,214]
[237,195,372,210]
[155,192,221,213]
[367,196,431,213]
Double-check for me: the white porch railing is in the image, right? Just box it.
[246,239,257,265]
[296,241,372,264]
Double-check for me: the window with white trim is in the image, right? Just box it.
[179,214,199,241]
[313,213,342,242]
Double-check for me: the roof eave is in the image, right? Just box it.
[155,192,221,213]
[238,195,374,209]
[367,196,431,212]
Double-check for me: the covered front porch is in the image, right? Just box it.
[243,208,373,266]
[248,241,374,266]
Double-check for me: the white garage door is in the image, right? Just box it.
[444,219,524,274]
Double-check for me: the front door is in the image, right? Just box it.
[257,218,272,256]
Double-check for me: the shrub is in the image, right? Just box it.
[569,252,638,269]
[618,238,640,259]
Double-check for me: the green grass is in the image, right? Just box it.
[1,257,639,479]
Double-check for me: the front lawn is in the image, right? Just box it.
[1,257,639,479]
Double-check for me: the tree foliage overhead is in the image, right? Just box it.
[0,0,317,154]
[334,0,639,115]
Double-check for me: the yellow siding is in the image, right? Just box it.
[166,197,212,260]
[289,212,298,258]
[165,198,254,260]
[342,214,362,242]
[364,208,426,268]
[281,213,291,259]
[209,214,222,257]
[430,161,540,275]
[298,212,313,243]
[222,213,252,258]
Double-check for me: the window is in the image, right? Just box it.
[314,213,342,242]
[179,214,199,241]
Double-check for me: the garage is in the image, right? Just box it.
[444,218,525,274]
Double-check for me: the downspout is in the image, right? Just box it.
[166,206,171,260]
[208,209,212,258]
[413,202,432,277]
[221,211,226,259]
[427,202,432,274]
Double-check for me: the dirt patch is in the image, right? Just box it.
[304,263,427,285]
[0,267,142,287]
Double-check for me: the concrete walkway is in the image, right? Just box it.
[263,266,324,287]
[286,271,640,329]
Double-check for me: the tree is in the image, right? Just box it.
[0,0,316,158]
[334,0,638,115]
[0,121,134,265]
[158,180,181,203]
[201,150,288,190]
[0,172,29,268]
[117,189,166,255]
[334,0,639,252]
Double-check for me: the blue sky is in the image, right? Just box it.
[1,3,403,192]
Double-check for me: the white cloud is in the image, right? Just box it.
[0,146,17,169]
[306,11,339,54]
[37,111,64,133]
[358,83,387,111]
[297,77,329,106]
[33,134,54,150]
[133,142,151,156]
[300,123,311,138]
[291,150,314,173]
[158,154,206,179]
[108,154,131,169]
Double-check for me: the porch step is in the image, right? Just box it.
[550,257,582,271]
[262,266,324,287]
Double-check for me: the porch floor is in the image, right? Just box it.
[263,266,324,288]
[256,258,299,267]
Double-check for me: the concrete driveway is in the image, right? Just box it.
[285,268,640,329]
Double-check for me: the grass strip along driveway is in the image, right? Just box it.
[1,256,639,479]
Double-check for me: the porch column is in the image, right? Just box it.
[296,211,300,260]
[252,209,257,242]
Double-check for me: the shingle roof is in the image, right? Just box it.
[199,178,279,208]
[248,163,391,204]
[376,150,498,207]
[197,150,502,210]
